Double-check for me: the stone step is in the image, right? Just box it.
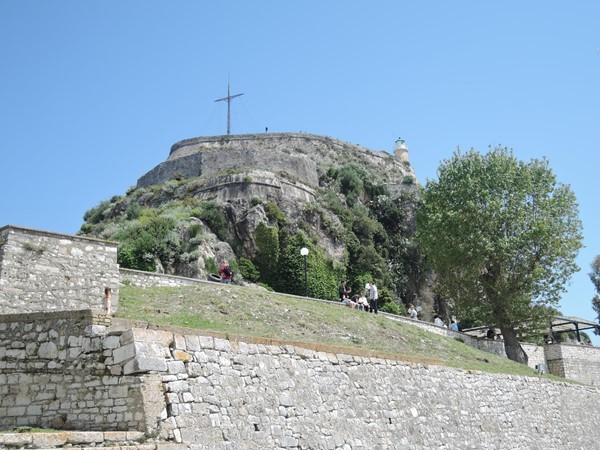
[0,431,169,449]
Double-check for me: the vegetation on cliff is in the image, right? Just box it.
[591,255,600,333]
[80,161,426,313]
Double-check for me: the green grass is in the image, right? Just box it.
[117,283,563,379]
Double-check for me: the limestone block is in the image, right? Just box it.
[174,333,186,350]
[66,431,104,444]
[108,385,130,399]
[0,434,32,446]
[123,356,168,375]
[184,335,201,352]
[168,360,187,374]
[113,343,136,364]
[198,336,214,349]
[31,432,68,448]
[104,335,121,349]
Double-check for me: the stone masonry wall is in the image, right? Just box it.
[136,328,600,449]
[3,311,600,448]
[544,342,600,386]
[120,268,209,289]
[0,310,161,432]
[0,226,120,314]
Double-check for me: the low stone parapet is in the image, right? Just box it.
[0,430,151,449]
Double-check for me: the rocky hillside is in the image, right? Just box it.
[79,132,429,312]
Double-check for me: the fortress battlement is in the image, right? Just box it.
[137,132,415,191]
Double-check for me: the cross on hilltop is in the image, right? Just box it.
[214,82,244,135]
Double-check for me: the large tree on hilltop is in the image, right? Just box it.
[416,147,583,364]
[590,255,600,335]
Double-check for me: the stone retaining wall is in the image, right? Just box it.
[0,226,119,315]
[120,268,209,289]
[3,312,600,449]
[126,326,600,449]
[0,311,162,433]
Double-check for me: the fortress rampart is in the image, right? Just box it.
[136,133,415,193]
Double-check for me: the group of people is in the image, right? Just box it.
[338,280,379,314]
[433,314,460,331]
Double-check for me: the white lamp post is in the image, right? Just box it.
[300,247,309,297]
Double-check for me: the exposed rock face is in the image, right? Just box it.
[134,132,417,268]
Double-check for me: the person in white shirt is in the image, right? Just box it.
[408,304,418,320]
[369,282,379,314]
[357,291,370,312]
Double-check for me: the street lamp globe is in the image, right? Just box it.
[300,247,309,256]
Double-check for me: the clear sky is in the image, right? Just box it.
[1,2,599,342]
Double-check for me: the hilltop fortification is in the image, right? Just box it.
[137,132,416,195]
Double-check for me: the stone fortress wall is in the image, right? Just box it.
[3,225,600,448]
[136,133,416,196]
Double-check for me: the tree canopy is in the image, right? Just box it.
[416,147,583,363]
[590,255,600,334]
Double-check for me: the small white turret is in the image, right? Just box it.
[394,137,409,162]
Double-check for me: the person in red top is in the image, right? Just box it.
[220,262,234,284]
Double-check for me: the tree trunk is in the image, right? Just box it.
[500,326,528,364]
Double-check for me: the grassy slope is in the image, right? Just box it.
[117,283,559,379]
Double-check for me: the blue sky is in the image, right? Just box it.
[1,2,599,341]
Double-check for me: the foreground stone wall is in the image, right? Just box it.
[0,226,119,314]
[2,311,600,449]
[0,310,159,432]
[135,327,600,449]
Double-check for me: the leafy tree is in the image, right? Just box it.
[275,233,339,300]
[416,147,583,364]
[590,255,600,335]
[253,222,280,287]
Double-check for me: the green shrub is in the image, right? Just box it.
[79,223,94,235]
[238,257,260,282]
[380,302,401,315]
[253,222,280,285]
[116,216,179,272]
[265,201,286,226]
[126,203,142,220]
[197,202,228,241]
[83,200,111,224]
[204,257,218,275]
[188,223,202,239]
